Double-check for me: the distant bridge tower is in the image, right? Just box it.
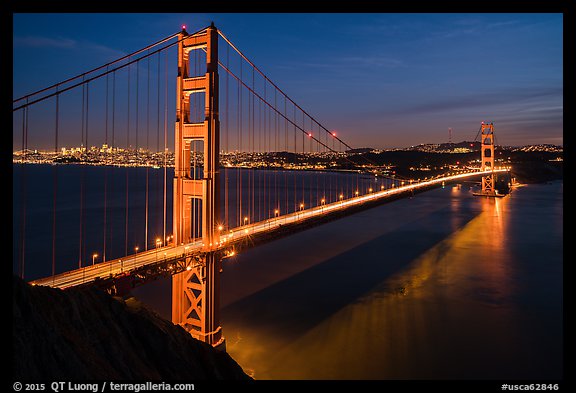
[479,122,495,195]
[172,23,224,348]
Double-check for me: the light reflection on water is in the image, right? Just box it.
[132,182,562,379]
[218,182,562,379]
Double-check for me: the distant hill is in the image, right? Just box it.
[13,276,251,380]
[346,147,374,154]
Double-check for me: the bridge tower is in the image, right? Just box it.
[479,122,495,195]
[172,23,224,348]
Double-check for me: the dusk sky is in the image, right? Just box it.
[13,13,563,149]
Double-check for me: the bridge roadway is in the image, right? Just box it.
[30,168,508,290]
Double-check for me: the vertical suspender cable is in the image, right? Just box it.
[103,71,108,263]
[20,103,28,278]
[163,50,168,245]
[110,72,116,258]
[52,94,59,283]
[79,83,85,268]
[84,82,90,265]
[293,104,297,213]
[309,117,312,209]
[157,52,161,245]
[86,83,90,153]
[316,122,319,206]
[263,80,267,223]
[251,66,255,223]
[274,89,277,215]
[145,56,150,250]
[135,60,139,154]
[18,105,28,279]
[125,62,131,256]
[284,94,287,216]
[250,68,256,222]
[237,59,241,227]
[322,123,326,202]
[192,49,197,239]
[302,111,305,209]
[225,44,229,229]
[135,59,140,252]
[258,90,262,221]
[133,61,139,253]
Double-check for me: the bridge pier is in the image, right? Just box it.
[172,251,224,348]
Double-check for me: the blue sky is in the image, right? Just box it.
[13,13,563,149]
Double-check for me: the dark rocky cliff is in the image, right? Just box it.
[13,276,251,380]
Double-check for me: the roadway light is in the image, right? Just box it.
[244,217,248,225]
[274,209,279,217]
[355,190,359,196]
[155,238,162,261]
[92,253,98,266]
[218,225,223,231]
[300,203,304,210]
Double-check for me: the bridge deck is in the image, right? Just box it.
[30,169,508,289]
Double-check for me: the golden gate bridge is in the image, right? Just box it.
[13,23,507,349]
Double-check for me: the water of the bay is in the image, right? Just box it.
[215,181,563,379]
[13,164,378,279]
[134,180,563,380]
[13,165,563,379]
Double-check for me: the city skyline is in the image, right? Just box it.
[13,13,563,149]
